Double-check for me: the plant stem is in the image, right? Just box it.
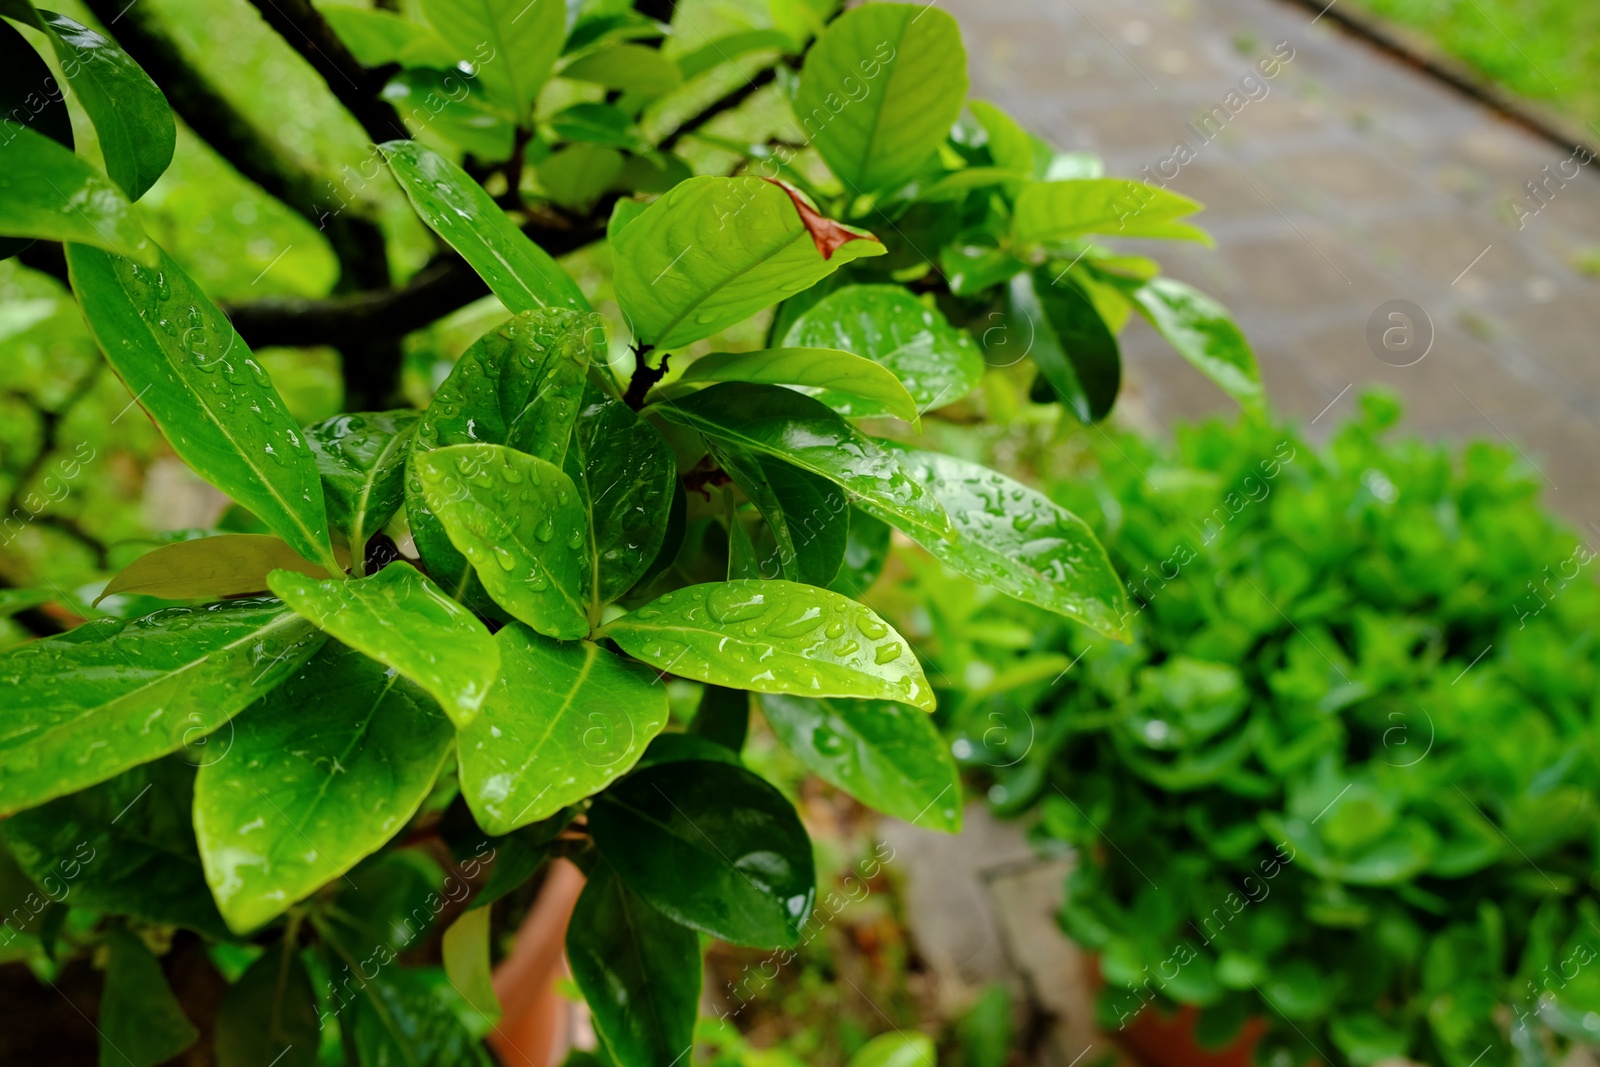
[622,345,666,410]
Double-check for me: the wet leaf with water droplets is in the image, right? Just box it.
[761,695,962,833]
[600,580,935,710]
[458,626,666,834]
[590,758,816,947]
[193,642,453,934]
[415,444,590,639]
[667,347,921,424]
[305,410,419,564]
[67,244,340,573]
[267,562,498,729]
[0,599,325,816]
[0,125,156,263]
[862,442,1130,640]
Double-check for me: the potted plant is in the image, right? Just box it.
[907,395,1600,1067]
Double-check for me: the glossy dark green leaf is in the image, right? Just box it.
[589,758,816,947]
[33,10,174,200]
[567,859,700,1067]
[419,0,565,118]
[726,500,762,580]
[441,906,500,1018]
[415,443,591,639]
[562,43,682,95]
[381,140,588,313]
[0,126,155,263]
[828,508,891,600]
[761,695,961,832]
[215,943,320,1067]
[2,759,228,937]
[100,924,198,1067]
[794,3,968,196]
[1006,269,1120,423]
[651,382,950,540]
[0,600,324,815]
[671,347,920,423]
[97,534,340,604]
[612,175,884,348]
[267,562,498,728]
[458,626,667,834]
[407,309,596,602]
[689,685,750,752]
[194,642,454,933]
[68,244,340,573]
[320,850,445,958]
[714,446,849,587]
[347,966,491,1067]
[305,410,419,565]
[1011,179,1209,245]
[566,385,675,609]
[783,285,983,415]
[1132,277,1264,412]
[601,579,935,710]
[382,68,516,162]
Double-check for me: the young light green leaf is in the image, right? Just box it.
[194,642,454,934]
[567,860,700,1067]
[0,126,155,264]
[33,11,175,201]
[1132,277,1264,412]
[651,382,951,541]
[562,43,682,95]
[539,143,625,212]
[323,6,454,67]
[671,347,920,423]
[1005,269,1120,423]
[969,100,1049,178]
[458,626,667,834]
[67,244,340,573]
[862,443,1130,640]
[100,924,199,1067]
[418,0,565,118]
[713,445,849,587]
[600,579,935,710]
[782,285,983,415]
[304,410,419,567]
[589,758,816,947]
[267,562,499,728]
[380,140,588,313]
[676,28,794,80]
[849,1032,938,1067]
[565,385,676,610]
[612,175,884,349]
[214,943,321,1067]
[793,3,968,196]
[761,695,961,832]
[0,600,324,816]
[441,906,501,1019]
[407,309,596,602]
[96,534,341,605]
[414,443,590,639]
[1011,179,1210,246]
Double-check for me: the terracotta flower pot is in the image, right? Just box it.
[488,859,587,1067]
[1087,954,1267,1067]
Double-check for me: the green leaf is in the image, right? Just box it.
[782,285,983,415]
[551,102,642,150]
[651,382,950,540]
[612,175,884,349]
[441,906,500,1018]
[671,347,920,423]
[347,966,491,1067]
[848,1032,937,1067]
[2,758,228,937]
[1131,277,1264,412]
[865,443,1129,639]
[677,28,794,79]
[267,562,499,728]
[323,6,454,67]
[193,641,454,933]
[407,309,596,603]
[0,17,72,259]
[793,3,968,196]
[1011,179,1209,245]
[589,758,816,947]
[761,695,960,832]
[689,685,750,752]
[458,626,667,834]
[381,68,516,163]
[567,859,700,1067]
[419,0,565,118]
[713,446,848,587]
[215,943,321,1067]
[0,600,324,815]
[415,444,591,639]
[305,410,419,565]
[67,244,340,573]
[539,143,625,212]
[320,850,445,958]
[565,385,676,609]
[562,44,682,95]
[969,100,1049,178]
[600,579,935,710]
[380,140,588,314]
[0,125,155,264]
[96,534,341,604]
[100,925,198,1067]
[1006,269,1120,422]
[828,508,891,599]
[34,10,174,201]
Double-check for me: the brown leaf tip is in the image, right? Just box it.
[761,177,882,260]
